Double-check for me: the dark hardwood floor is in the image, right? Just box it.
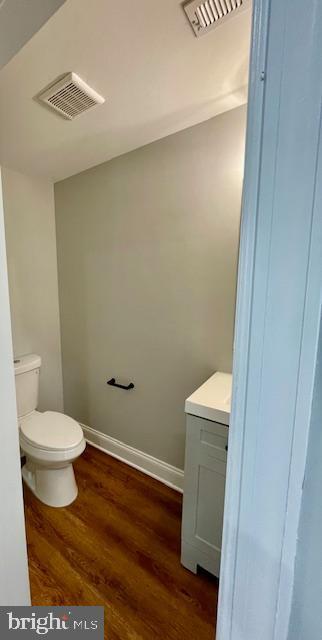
[24,444,218,640]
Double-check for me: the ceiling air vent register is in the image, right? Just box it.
[36,72,105,120]
[184,0,250,37]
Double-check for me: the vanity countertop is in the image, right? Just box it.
[185,371,232,425]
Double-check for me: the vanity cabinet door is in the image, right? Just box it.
[181,414,228,577]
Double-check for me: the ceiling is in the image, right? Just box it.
[0,0,66,70]
[0,0,251,182]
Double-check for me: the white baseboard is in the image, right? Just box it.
[81,424,184,493]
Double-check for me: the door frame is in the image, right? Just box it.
[0,169,30,604]
[217,1,322,638]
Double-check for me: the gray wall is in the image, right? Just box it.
[2,167,63,412]
[55,105,246,468]
[288,324,322,640]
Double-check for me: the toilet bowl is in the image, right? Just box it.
[20,410,85,507]
[14,354,86,508]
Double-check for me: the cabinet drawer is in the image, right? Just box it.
[187,414,228,462]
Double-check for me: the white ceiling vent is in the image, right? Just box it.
[183,0,250,37]
[36,72,105,120]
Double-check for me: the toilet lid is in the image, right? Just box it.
[20,411,84,451]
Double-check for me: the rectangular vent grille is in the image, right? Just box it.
[36,73,105,120]
[184,0,250,37]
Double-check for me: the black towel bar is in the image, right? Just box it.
[107,377,134,390]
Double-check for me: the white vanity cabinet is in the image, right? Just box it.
[181,372,232,577]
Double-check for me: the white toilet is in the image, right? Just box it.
[14,353,86,508]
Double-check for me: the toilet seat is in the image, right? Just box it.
[20,411,84,451]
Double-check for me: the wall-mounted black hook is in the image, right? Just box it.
[107,377,134,391]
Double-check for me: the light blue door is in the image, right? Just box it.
[217,0,322,639]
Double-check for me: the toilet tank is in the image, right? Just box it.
[14,354,42,418]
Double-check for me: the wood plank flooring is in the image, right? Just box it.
[24,444,218,640]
